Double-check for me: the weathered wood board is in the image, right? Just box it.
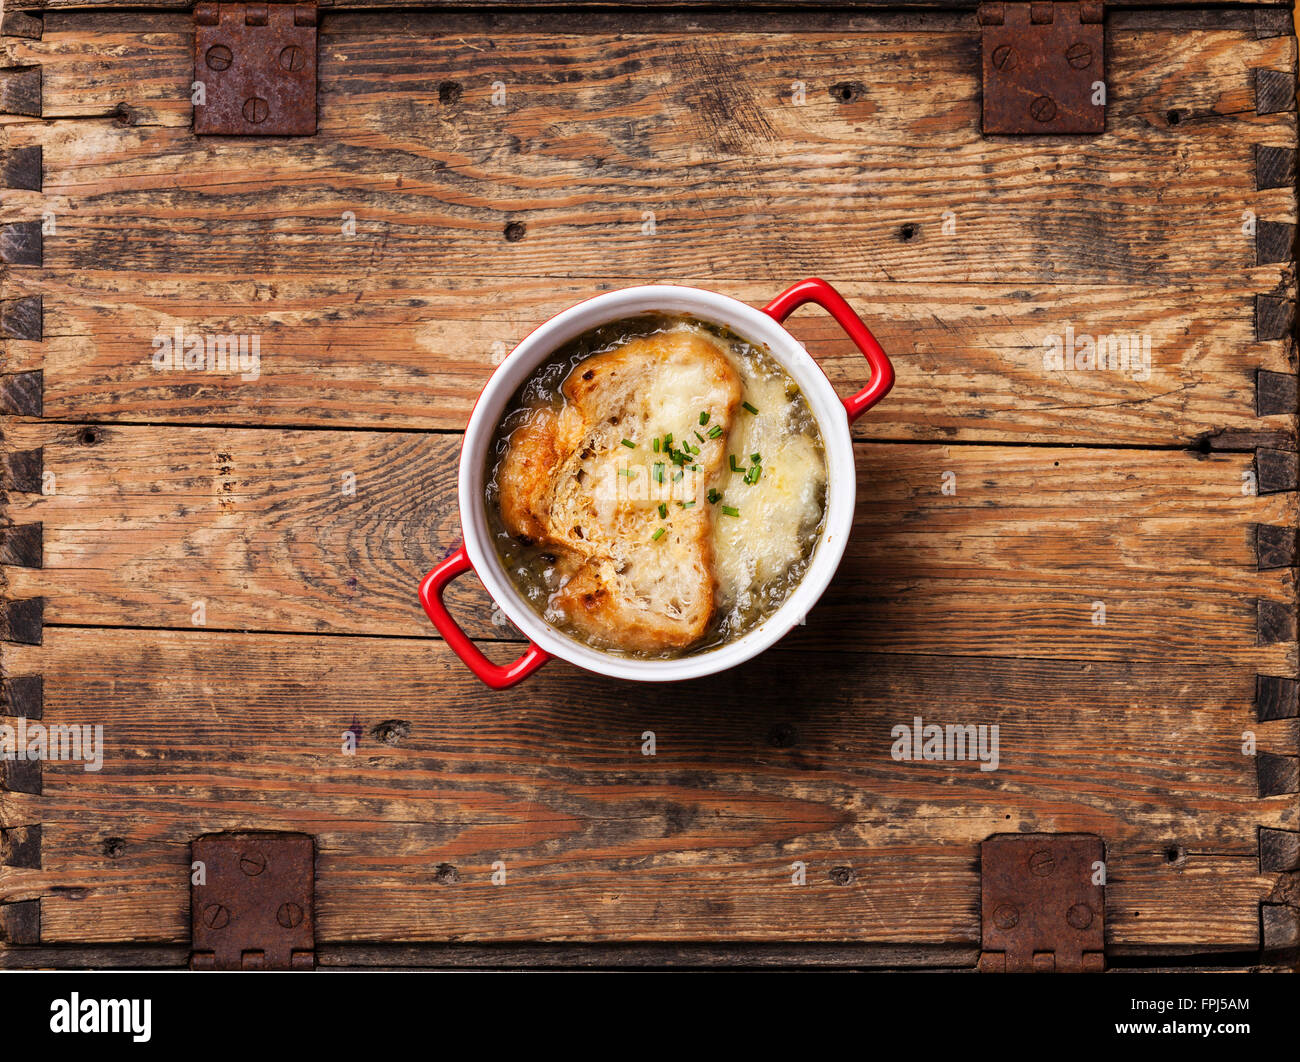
[2,0,1298,967]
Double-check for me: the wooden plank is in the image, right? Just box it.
[0,18,1291,442]
[0,23,1292,287]
[1,628,1292,947]
[0,273,1292,445]
[1,423,1294,669]
[0,19,1290,443]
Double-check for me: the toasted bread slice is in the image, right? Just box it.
[497,327,742,652]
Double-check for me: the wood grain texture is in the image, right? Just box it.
[0,17,1291,444]
[0,423,1294,671]
[0,22,1290,283]
[0,272,1293,445]
[1,628,1292,947]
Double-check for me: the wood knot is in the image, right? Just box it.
[438,81,463,105]
[369,719,411,746]
[101,837,127,858]
[829,865,856,886]
[504,221,527,242]
[434,862,460,885]
[77,426,102,446]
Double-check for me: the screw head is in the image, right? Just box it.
[202,903,230,929]
[993,904,1020,930]
[279,44,305,72]
[1028,849,1056,875]
[239,850,267,875]
[992,45,1017,71]
[205,44,233,71]
[1029,96,1057,123]
[277,902,305,928]
[1065,42,1093,69]
[242,97,269,125]
[1067,903,1094,929]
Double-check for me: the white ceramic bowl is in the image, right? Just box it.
[419,278,894,687]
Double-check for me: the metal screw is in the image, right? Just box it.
[993,904,1020,930]
[279,45,305,72]
[1028,849,1056,875]
[205,44,233,71]
[1029,96,1057,123]
[277,902,305,928]
[992,45,1017,71]
[242,97,269,125]
[1067,903,1094,929]
[202,903,230,929]
[239,850,267,876]
[1065,42,1093,69]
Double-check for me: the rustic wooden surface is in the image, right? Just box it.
[2,2,1298,966]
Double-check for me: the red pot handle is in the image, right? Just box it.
[418,546,552,690]
[761,277,895,423]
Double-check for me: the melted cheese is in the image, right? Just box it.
[712,351,827,615]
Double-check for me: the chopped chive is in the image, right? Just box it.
[707,488,722,504]
[664,433,673,445]
[690,464,701,472]
[699,411,710,425]
[673,469,684,482]
[721,505,740,517]
[730,454,742,473]
[618,468,633,477]
[653,463,664,483]
[751,452,761,463]
[658,503,668,519]
[652,527,666,541]
[678,500,697,509]
[621,438,636,449]
[742,401,759,415]
[707,425,723,439]
[653,437,660,453]
[694,430,706,443]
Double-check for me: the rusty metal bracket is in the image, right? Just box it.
[980,2,1105,135]
[979,833,1105,972]
[194,3,317,136]
[191,832,315,970]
